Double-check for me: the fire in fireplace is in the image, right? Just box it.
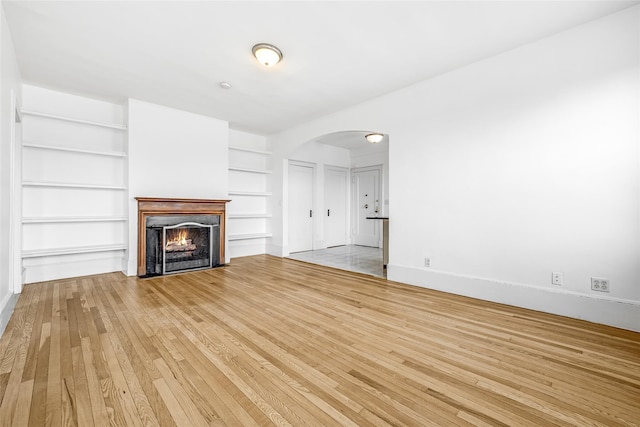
[145,215,220,277]
[165,228,196,252]
[162,222,213,274]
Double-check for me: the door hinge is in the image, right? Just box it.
[309,210,313,218]
[327,209,330,216]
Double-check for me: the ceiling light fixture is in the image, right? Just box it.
[365,133,384,144]
[252,43,283,67]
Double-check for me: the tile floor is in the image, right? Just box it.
[287,245,385,278]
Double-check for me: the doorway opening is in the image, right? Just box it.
[325,165,348,248]
[351,165,383,248]
[285,130,388,278]
[288,161,315,253]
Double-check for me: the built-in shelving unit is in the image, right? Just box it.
[228,190,272,197]
[228,213,273,219]
[22,244,127,258]
[22,216,127,224]
[23,142,127,157]
[20,86,128,283]
[227,137,273,257]
[228,233,273,241]
[23,181,128,190]
[228,166,272,174]
[21,109,127,130]
[229,146,272,156]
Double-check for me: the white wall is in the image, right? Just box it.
[0,2,21,333]
[228,128,269,151]
[269,7,640,331]
[126,99,229,274]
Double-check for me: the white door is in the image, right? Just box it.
[325,166,348,247]
[288,162,314,253]
[352,166,381,247]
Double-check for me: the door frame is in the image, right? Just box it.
[324,165,350,247]
[287,160,316,255]
[351,164,383,247]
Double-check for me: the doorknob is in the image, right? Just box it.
[364,204,369,209]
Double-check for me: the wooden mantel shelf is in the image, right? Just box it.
[136,197,231,276]
[136,197,231,208]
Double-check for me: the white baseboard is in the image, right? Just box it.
[23,255,123,284]
[388,264,640,332]
[267,243,285,257]
[229,240,267,258]
[124,257,138,277]
[0,291,19,338]
[121,256,130,276]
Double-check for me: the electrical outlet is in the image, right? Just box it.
[552,272,563,285]
[591,277,610,293]
[424,258,431,268]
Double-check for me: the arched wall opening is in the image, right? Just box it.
[275,130,389,276]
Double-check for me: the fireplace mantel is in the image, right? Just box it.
[136,197,230,276]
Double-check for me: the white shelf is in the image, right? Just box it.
[228,191,272,197]
[20,96,129,281]
[22,244,126,258]
[21,109,127,130]
[23,181,127,190]
[228,146,272,155]
[229,213,272,219]
[23,142,127,158]
[22,216,127,224]
[228,142,272,254]
[228,167,272,174]
[228,233,272,241]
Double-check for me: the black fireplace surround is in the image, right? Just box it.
[144,214,220,277]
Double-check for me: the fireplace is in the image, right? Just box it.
[136,198,229,277]
[145,215,218,276]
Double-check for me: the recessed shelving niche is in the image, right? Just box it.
[20,88,128,283]
[227,133,273,258]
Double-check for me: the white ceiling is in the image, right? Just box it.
[313,130,389,153]
[4,0,638,135]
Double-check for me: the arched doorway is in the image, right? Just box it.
[285,130,389,277]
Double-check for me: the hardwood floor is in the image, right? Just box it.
[0,255,638,426]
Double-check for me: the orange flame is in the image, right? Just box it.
[167,229,188,247]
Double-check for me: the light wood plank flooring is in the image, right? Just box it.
[0,255,638,426]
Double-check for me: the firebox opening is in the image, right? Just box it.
[163,222,213,275]
[145,214,221,277]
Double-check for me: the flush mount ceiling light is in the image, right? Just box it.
[365,133,384,144]
[252,43,283,67]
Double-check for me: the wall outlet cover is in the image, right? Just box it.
[552,272,563,285]
[591,277,610,293]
